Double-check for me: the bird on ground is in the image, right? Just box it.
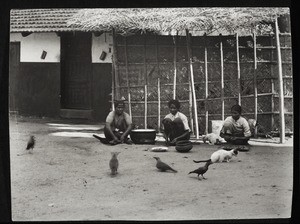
[109,152,120,175]
[26,136,35,153]
[153,157,177,173]
[188,161,212,180]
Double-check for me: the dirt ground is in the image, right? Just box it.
[9,115,293,221]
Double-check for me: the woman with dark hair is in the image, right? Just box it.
[162,99,191,146]
[220,104,251,145]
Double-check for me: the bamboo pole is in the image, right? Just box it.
[112,29,120,99]
[271,76,275,129]
[158,78,161,131]
[275,19,285,143]
[143,35,148,129]
[189,76,194,135]
[220,35,224,121]
[155,35,161,131]
[144,85,148,128]
[204,35,209,134]
[236,33,241,105]
[124,36,132,119]
[253,33,258,138]
[186,29,199,139]
[173,32,178,99]
[111,55,115,111]
[270,37,275,133]
[253,33,258,123]
[186,33,193,134]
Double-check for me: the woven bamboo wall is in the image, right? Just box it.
[114,33,293,134]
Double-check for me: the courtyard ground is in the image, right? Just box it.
[9,115,293,221]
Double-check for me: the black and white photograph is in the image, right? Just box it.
[7,7,295,221]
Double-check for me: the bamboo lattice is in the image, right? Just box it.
[115,33,292,134]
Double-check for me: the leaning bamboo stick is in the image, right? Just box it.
[220,35,224,121]
[186,29,199,139]
[155,35,161,131]
[144,85,148,129]
[112,28,120,99]
[271,67,275,131]
[124,36,132,119]
[270,37,275,133]
[111,55,115,111]
[253,33,258,122]
[157,78,161,131]
[144,35,148,129]
[188,77,194,135]
[204,44,208,134]
[236,33,241,105]
[275,19,285,143]
[173,32,178,99]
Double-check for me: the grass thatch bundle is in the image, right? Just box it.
[67,7,290,35]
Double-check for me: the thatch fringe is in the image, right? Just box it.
[67,8,290,35]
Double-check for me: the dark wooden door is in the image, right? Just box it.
[61,32,92,109]
[9,42,20,111]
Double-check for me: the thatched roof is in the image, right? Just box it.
[67,8,290,35]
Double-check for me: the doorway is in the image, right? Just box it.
[60,32,92,110]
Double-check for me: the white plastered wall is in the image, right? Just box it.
[91,32,113,63]
[10,32,113,63]
[10,33,61,62]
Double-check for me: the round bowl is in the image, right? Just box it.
[130,129,156,144]
[176,140,192,146]
[175,144,193,153]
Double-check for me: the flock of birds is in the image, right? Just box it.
[25,135,240,181]
[108,144,240,180]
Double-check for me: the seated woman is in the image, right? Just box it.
[97,99,132,145]
[220,104,251,145]
[162,99,191,146]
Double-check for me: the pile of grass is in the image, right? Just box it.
[67,7,290,35]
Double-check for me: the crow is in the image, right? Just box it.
[26,136,35,153]
[153,157,177,173]
[188,161,212,180]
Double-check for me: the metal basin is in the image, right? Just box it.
[130,129,156,144]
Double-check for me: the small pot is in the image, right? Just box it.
[176,140,192,146]
[130,129,156,144]
[175,144,193,152]
[175,140,193,152]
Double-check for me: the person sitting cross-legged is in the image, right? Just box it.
[97,99,133,145]
[220,104,251,145]
[162,99,191,146]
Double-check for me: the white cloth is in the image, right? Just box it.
[221,116,251,137]
[164,112,190,131]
